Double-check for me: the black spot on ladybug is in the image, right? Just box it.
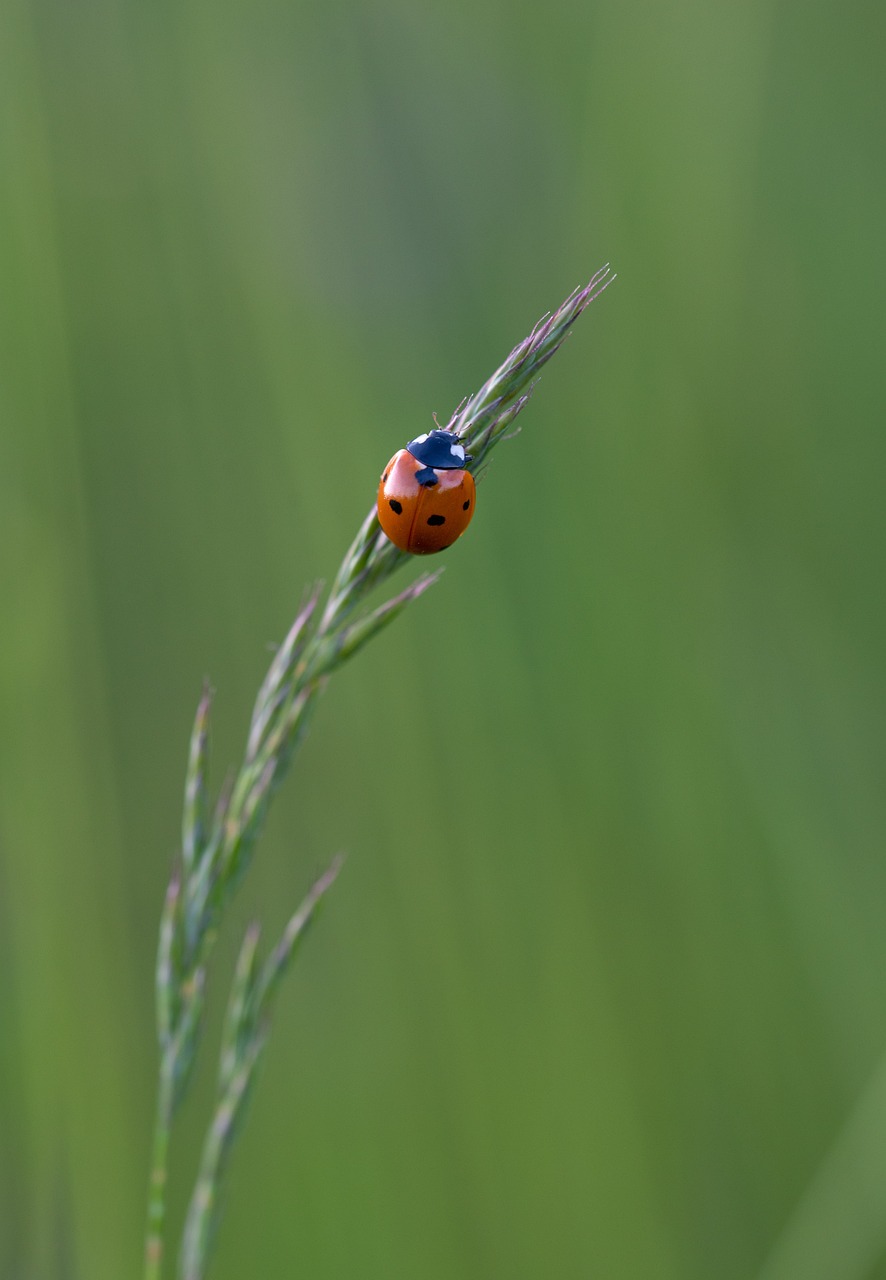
[383,470,390,482]
[463,500,470,510]
[389,499,403,514]
[427,514,446,526]
[415,466,438,487]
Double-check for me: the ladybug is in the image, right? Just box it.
[377,429,476,555]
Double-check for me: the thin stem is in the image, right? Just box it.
[144,1063,175,1280]
[144,270,615,1278]
[179,1037,264,1280]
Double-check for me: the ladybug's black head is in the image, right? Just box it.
[406,429,472,471]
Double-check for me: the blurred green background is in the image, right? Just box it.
[2,0,885,1275]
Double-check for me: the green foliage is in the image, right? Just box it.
[3,5,885,1279]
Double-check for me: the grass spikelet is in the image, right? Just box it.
[144,269,614,1280]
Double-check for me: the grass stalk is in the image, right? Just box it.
[144,265,615,1280]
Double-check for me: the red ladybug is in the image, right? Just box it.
[377,429,476,555]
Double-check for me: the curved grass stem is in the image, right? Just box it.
[144,268,614,1279]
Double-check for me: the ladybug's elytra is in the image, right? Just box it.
[377,429,476,555]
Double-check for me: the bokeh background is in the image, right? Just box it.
[2,0,885,1275]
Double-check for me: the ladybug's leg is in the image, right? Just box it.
[415,467,439,487]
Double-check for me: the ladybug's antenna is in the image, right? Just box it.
[432,412,443,428]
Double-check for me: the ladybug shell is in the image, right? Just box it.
[377,449,476,554]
